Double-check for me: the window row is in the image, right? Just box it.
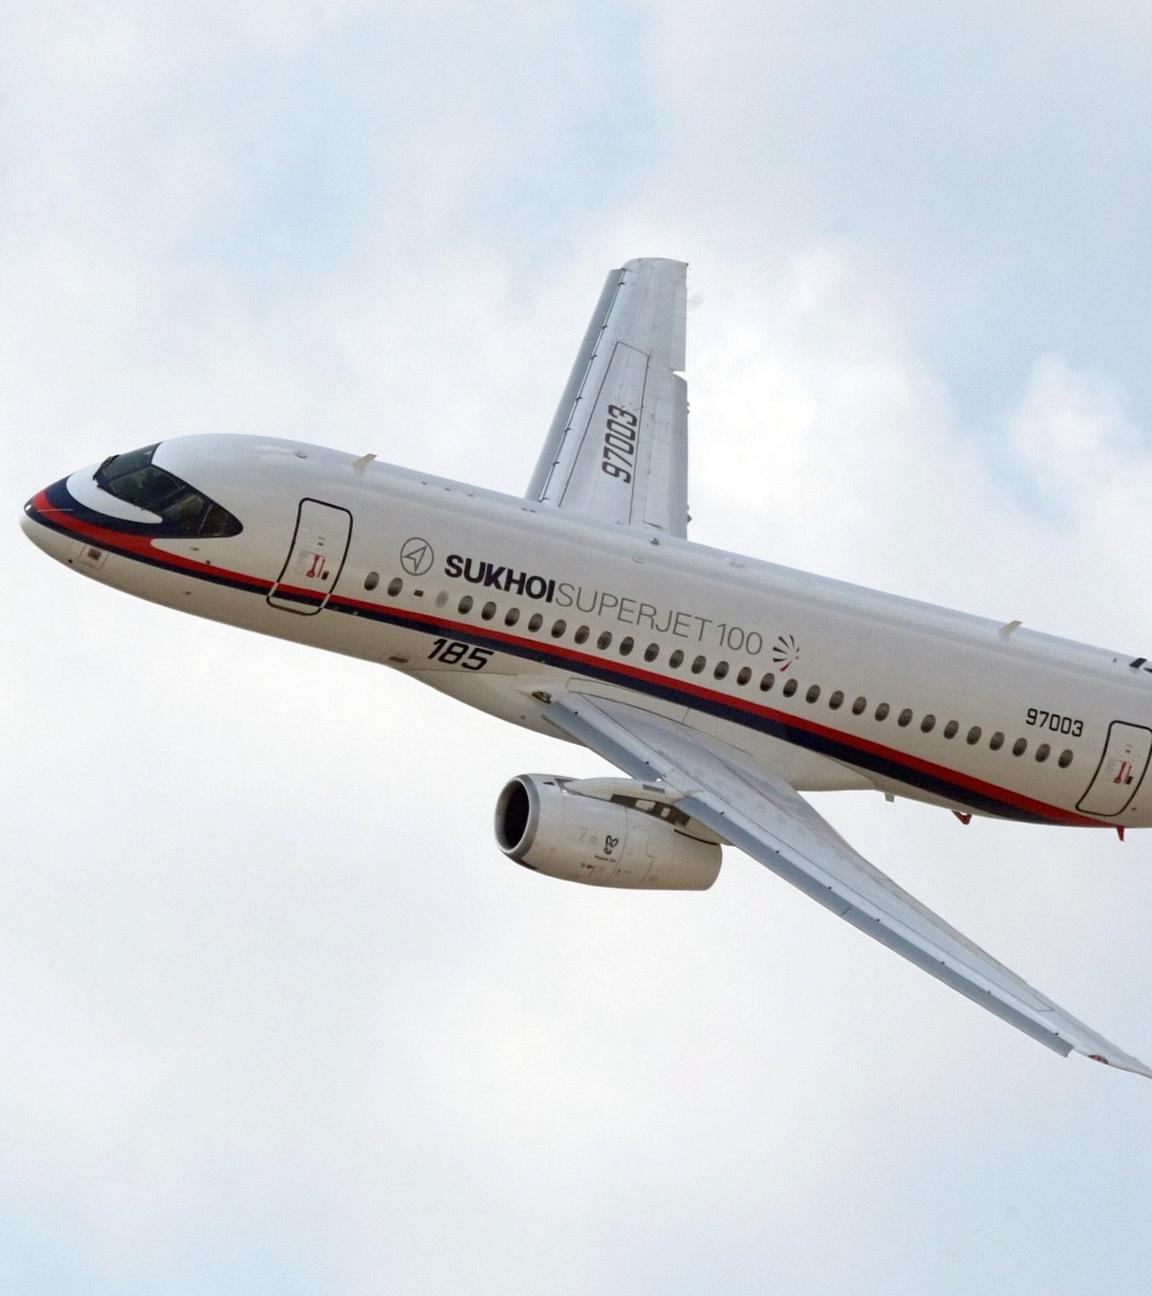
[373,576,1075,768]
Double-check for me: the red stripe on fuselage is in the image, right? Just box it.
[27,488,272,591]
[29,493,1104,827]
[328,588,1101,826]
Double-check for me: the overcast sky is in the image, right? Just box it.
[5,3,1152,1292]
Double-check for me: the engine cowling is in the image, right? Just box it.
[494,774,722,890]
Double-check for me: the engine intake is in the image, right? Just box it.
[495,774,722,890]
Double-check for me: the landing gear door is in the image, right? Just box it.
[267,498,353,615]
[1076,721,1152,817]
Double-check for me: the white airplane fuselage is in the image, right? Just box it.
[22,432,1152,831]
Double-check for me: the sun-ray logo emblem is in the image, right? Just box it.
[771,633,799,672]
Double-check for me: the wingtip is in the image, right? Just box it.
[1086,1051,1152,1081]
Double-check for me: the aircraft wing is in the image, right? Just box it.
[546,692,1152,1079]
[526,258,689,538]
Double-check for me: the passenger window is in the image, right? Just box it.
[1012,737,1027,756]
[737,666,752,685]
[760,673,775,692]
[481,602,497,621]
[897,709,913,728]
[851,696,867,715]
[875,703,890,721]
[782,679,798,697]
[806,685,820,703]
[505,608,520,626]
[828,690,844,710]
[644,643,660,663]
[574,625,589,643]
[943,720,959,739]
[435,591,448,608]
[714,661,729,680]
[989,732,1004,751]
[669,649,685,668]
[456,593,471,613]
[691,655,706,674]
[920,715,936,733]
[528,613,544,632]
[389,578,404,597]
[1035,743,1051,762]
[550,620,566,638]
[619,637,635,656]
[364,572,380,591]
[966,726,982,745]
[1058,749,1074,768]
[598,631,612,650]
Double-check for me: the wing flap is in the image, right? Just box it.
[546,692,1151,1079]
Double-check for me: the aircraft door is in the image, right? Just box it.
[1076,721,1152,817]
[267,498,353,615]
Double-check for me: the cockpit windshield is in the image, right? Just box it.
[97,444,241,538]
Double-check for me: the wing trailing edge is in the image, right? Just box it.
[546,692,1152,1080]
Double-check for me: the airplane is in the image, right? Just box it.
[20,257,1152,1079]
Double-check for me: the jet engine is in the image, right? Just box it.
[494,774,722,890]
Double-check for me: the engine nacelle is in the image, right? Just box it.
[494,774,722,890]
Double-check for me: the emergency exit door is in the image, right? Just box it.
[1076,721,1152,817]
[267,498,353,615]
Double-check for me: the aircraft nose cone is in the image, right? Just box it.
[21,483,74,564]
[21,491,49,545]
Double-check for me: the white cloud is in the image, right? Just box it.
[6,3,1152,1293]
[1011,356,1141,499]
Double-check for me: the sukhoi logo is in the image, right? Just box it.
[400,537,435,576]
[445,553,557,602]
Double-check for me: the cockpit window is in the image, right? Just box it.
[108,465,186,513]
[162,489,209,528]
[96,443,241,538]
[199,502,235,537]
[101,444,158,481]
